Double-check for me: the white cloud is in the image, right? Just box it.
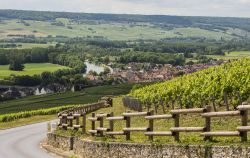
[0,0,250,17]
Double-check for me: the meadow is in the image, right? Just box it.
[0,63,69,79]
[0,19,237,41]
[206,51,250,60]
[0,83,135,114]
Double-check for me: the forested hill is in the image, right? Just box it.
[1,9,250,32]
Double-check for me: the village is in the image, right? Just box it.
[87,59,225,83]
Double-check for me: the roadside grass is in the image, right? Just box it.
[0,115,56,130]
[56,97,250,146]
[0,83,135,114]
[0,63,70,79]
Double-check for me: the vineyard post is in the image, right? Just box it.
[170,95,175,109]
[146,100,150,112]
[82,112,86,134]
[200,95,204,108]
[173,113,180,141]
[125,111,131,140]
[240,109,248,142]
[91,113,96,136]
[154,98,158,114]
[161,97,166,113]
[237,91,242,105]
[210,95,217,112]
[224,92,229,111]
[148,110,154,141]
[178,96,182,109]
[204,105,212,141]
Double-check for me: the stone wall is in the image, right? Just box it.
[47,133,73,151]
[47,133,250,158]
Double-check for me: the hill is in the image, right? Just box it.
[0,10,250,40]
[129,58,250,108]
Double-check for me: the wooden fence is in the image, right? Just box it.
[122,97,142,112]
[58,104,250,142]
[58,102,105,131]
[59,102,105,115]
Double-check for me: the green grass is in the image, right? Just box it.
[206,51,250,60]
[0,83,135,114]
[0,63,69,79]
[0,19,237,41]
[0,114,56,130]
[56,97,250,146]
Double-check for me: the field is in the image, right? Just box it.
[0,19,238,41]
[206,51,250,60]
[0,63,69,79]
[0,83,135,114]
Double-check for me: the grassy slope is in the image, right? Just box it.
[0,115,56,130]
[57,97,250,146]
[0,83,135,114]
[0,19,235,40]
[0,63,69,79]
[207,51,250,60]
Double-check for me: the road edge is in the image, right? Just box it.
[40,139,76,158]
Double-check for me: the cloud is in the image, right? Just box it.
[0,0,249,17]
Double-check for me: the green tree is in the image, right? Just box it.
[9,56,25,71]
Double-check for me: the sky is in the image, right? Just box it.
[0,0,250,18]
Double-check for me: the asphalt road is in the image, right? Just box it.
[0,121,58,158]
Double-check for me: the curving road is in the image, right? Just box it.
[0,121,58,158]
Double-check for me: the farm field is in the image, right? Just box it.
[206,51,250,60]
[13,42,56,49]
[0,63,70,79]
[0,83,135,114]
[0,19,237,41]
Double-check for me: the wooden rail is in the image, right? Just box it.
[58,104,250,143]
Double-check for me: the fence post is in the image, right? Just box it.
[63,115,67,130]
[240,109,248,142]
[69,113,73,128]
[82,112,86,134]
[125,111,131,140]
[109,112,114,135]
[91,113,96,136]
[99,115,104,137]
[148,110,154,141]
[173,114,180,141]
[75,114,79,131]
[204,105,212,141]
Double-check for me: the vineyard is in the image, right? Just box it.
[129,58,250,109]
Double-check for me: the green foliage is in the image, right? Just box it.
[0,104,80,122]
[9,55,25,71]
[129,58,250,108]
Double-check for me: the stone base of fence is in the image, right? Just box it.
[47,133,250,158]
